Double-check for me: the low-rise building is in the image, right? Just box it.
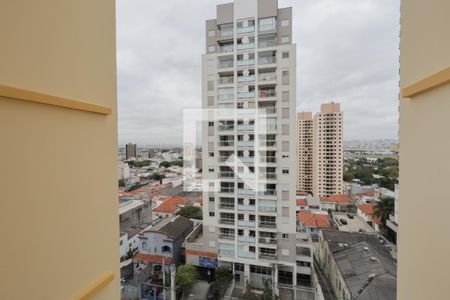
[316,230,397,300]
[357,203,382,232]
[152,196,190,219]
[320,194,352,211]
[297,211,331,234]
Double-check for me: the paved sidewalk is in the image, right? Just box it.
[184,281,210,300]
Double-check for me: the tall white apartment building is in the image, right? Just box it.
[201,0,302,292]
[312,102,343,196]
[297,112,314,193]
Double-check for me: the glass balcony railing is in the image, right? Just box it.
[218,45,234,53]
[237,124,254,131]
[219,171,235,178]
[237,91,256,99]
[237,189,255,196]
[238,236,256,243]
[238,156,254,163]
[260,156,277,163]
[259,237,277,244]
[258,56,276,65]
[237,141,255,147]
[219,218,235,225]
[237,220,256,227]
[259,40,277,48]
[259,90,276,98]
[219,30,234,37]
[238,251,256,258]
[237,59,255,66]
[218,156,233,162]
[218,94,234,101]
[259,205,277,213]
[259,140,276,147]
[219,234,235,240]
[259,73,277,82]
[259,173,277,179]
[238,204,256,212]
[220,188,235,194]
[219,249,235,256]
[261,107,276,114]
[237,75,255,83]
[259,252,277,260]
[237,43,255,50]
[218,141,234,147]
[237,26,255,34]
[259,221,277,228]
[219,203,235,210]
[218,77,234,85]
[218,61,234,69]
[259,23,276,32]
[259,189,277,196]
[218,125,234,132]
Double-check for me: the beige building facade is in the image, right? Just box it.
[312,102,343,197]
[297,112,314,193]
[0,1,119,299]
[399,0,450,299]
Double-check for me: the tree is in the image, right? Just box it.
[176,264,199,295]
[262,279,274,300]
[176,206,203,220]
[373,197,395,226]
[125,247,138,260]
[215,267,233,289]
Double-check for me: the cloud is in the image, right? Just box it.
[117,0,400,145]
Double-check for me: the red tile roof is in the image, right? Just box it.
[297,211,331,229]
[296,191,309,196]
[153,197,190,213]
[133,253,172,264]
[320,194,352,204]
[296,199,308,206]
[357,203,382,224]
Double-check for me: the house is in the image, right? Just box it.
[152,196,190,219]
[296,199,308,212]
[357,203,382,232]
[316,230,397,300]
[352,191,375,205]
[119,200,152,259]
[320,194,352,211]
[297,211,331,234]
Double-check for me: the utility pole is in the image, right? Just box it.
[170,264,176,300]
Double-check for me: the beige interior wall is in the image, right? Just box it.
[399,0,450,299]
[0,0,119,299]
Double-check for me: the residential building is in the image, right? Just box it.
[317,230,397,300]
[148,148,156,159]
[126,142,137,160]
[119,200,153,259]
[118,162,131,180]
[152,197,190,219]
[313,102,343,196]
[297,112,313,193]
[184,222,220,271]
[0,1,119,299]
[297,211,331,234]
[320,194,352,211]
[202,0,300,292]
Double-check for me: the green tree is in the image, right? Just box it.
[125,247,138,260]
[159,161,171,168]
[215,267,233,289]
[373,197,395,226]
[262,279,274,300]
[176,264,199,295]
[176,206,203,220]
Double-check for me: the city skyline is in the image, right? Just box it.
[117,0,400,145]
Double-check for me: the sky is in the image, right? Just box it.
[117,0,400,146]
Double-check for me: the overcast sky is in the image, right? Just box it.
[117,0,400,146]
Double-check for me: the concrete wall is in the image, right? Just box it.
[0,1,119,299]
[399,0,450,299]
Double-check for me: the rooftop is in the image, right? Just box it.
[333,212,376,233]
[132,253,172,265]
[119,200,147,215]
[358,203,382,224]
[153,196,190,213]
[143,215,193,240]
[298,211,331,229]
[296,199,308,206]
[320,194,352,204]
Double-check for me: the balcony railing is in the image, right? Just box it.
[220,188,235,194]
[260,156,277,163]
[218,45,234,53]
[259,189,277,196]
[259,23,276,32]
[237,43,255,50]
[218,77,234,85]
[263,107,276,114]
[219,171,235,178]
[218,125,234,132]
[259,221,277,228]
[259,40,277,48]
[258,56,276,65]
[259,73,277,82]
[218,94,234,101]
[219,30,234,37]
[237,124,254,131]
[219,234,235,240]
[218,141,234,147]
[259,90,276,98]
[218,61,234,69]
[238,236,256,243]
[259,205,277,213]
[237,75,255,83]
[219,249,235,256]
[237,59,255,66]
[259,140,276,147]
[237,189,255,196]
[237,220,256,227]
[238,205,256,212]
[237,141,255,147]
[259,237,277,244]
[259,252,277,260]
[238,251,256,259]
[238,157,254,163]
[219,203,235,210]
[259,173,277,180]
[237,26,255,34]
[237,91,255,99]
[219,218,235,225]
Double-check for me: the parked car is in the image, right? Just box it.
[347,213,354,219]
[340,218,348,225]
